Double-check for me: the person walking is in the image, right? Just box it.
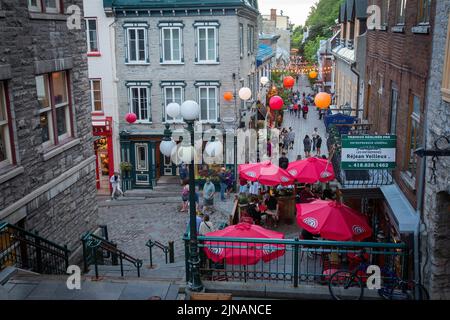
[179,163,188,185]
[315,134,323,156]
[218,167,227,201]
[180,183,189,212]
[312,127,319,152]
[288,128,295,151]
[110,171,124,200]
[278,152,289,170]
[303,135,312,158]
[302,103,309,119]
[203,178,216,214]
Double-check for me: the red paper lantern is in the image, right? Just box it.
[125,112,137,124]
[269,96,284,110]
[314,92,332,109]
[283,76,295,89]
[223,91,234,102]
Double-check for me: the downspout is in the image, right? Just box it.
[350,62,360,117]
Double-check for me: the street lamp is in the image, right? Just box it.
[160,100,203,292]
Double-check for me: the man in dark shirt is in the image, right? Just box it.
[247,197,262,225]
[278,152,289,170]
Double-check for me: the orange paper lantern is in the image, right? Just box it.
[314,92,332,109]
[309,71,318,79]
[283,76,295,89]
[223,91,234,101]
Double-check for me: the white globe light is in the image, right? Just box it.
[178,145,195,164]
[205,140,223,158]
[166,102,181,119]
[159,139,176,157]
[180,100,200,121]
[238,87,252,101]
[260,77,269,86]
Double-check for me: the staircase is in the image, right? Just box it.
[120,176,181,200]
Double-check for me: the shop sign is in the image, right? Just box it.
[341,135,397,170]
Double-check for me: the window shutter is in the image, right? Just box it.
[146,28,150,64]
[194,27,198,63]
[124,29,129,63]
[216,27,219,62]
[159,28,163,63]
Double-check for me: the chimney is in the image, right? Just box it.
[270,9,277,21]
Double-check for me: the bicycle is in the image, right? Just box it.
[328,250,430,300]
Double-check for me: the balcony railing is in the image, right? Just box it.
[184,236,408,289]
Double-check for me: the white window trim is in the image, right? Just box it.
[197,27,217,64]
[198,86,219,123]
[135,143,149,171]
[39,110,54,149]
[126,27,149,64]
[164,86,184,123]
[55,104,70,141]
[86,18,99,53]
[28,0,42,12]
[129,86,151,123]
[161,27,182,64]
[90,79,102,112]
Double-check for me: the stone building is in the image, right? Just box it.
[261,9,291,68]
[0,0,98,261]
[105,0,260,189]
[420,0,450,299]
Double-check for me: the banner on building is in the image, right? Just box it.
[341,135,397,170]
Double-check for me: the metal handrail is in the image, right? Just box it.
[0,222,70,275]
[145,238,174,268]
[81,232,142,278]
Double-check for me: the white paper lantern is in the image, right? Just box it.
[178,145,195,163]
[260,77,269,86]
[238,87,252,101]
[159,139,176,157]
[166,102,181,119]
[205,140,223,158]
[180,100,200,121]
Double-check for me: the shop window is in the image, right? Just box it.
[36,70,72,148]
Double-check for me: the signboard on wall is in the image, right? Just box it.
[341,135,397,170]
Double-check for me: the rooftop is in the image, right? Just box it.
[104,0,259,11]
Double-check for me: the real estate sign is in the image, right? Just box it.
[341,135,397,170]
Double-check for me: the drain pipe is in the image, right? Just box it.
[350,62,360,118]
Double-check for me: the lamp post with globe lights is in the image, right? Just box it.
[158,100,203,292]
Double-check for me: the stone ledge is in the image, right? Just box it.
[0,166,24,184]
[392,25,405,33]
[34,57,74,75]
[28,12,67,21]
[41,138,80,161]
[412,25,431,34]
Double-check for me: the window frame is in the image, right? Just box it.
[161,27,183,64]
[90,79,103,113]
[417,0,431,25]
[196,26,218,64]
[163,86,184,123]
[404,94,421,179]
[396,0,407,25]
[128,85,151,123]
[247,25,255,54]
[389,87,399,134]
[86,18,100,54]
[239,24,244,58]
[125,25,149,64]
[442,18,450,102]
[381,0,390,27]
[43,0,60,14]
[28,0,62,14]
[0,81,15,168]
[198,85,219,123]
[36,70,73,149]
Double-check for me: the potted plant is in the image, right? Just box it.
[120,162,132,178]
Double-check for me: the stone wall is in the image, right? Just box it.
[0,0,98,260]
[421,0,450,300]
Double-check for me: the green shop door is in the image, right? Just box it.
[130,141,156,189]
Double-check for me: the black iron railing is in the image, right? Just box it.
[0,222,69,275]
[81,231,142,278]
[145,238,174,268]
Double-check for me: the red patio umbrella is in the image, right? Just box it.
[296,200,372,241]
[287,157,335,183]
[238,161,295,186]
[203,223,286,265]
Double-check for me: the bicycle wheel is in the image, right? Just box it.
[328,270,364,300]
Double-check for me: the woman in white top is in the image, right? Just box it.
[199,214,216,236]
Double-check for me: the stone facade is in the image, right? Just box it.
[421,0,450,299]
[0,0,98,261]
[109,1,259,189]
